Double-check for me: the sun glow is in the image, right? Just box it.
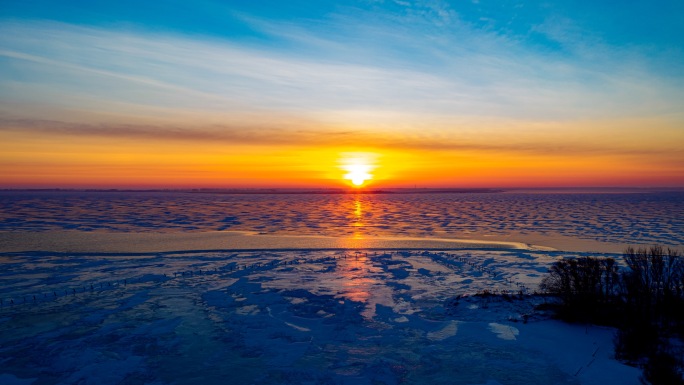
[345,164,372,186]
[340,152,377,187]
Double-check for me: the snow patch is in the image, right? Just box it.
[489,323,519,340]
[427,320,459,341]
[285,322,311,332]
[236,305,259,315]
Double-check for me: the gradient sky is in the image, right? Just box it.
[1,0,683,188]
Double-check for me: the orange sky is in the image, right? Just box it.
[1,8,683,188]
[2,116,682,188]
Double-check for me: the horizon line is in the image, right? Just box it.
[2,186,683,193]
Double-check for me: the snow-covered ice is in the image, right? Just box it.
[0,248,641,384]
[3,190,677,384]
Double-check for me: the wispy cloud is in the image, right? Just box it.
[3,116,681,162]
[1,17,681,126]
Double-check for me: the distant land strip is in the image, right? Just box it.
[0,188,506,194]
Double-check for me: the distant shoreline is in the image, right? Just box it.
[1,187,682,195]
[0,188,505,195]
[190,188,506,195]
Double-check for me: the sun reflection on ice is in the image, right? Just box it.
[352,197,364,239]
[337,252,374,315]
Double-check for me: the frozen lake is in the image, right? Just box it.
[1,190,680,384]
[1,190,683,251]
[0,249,640,385]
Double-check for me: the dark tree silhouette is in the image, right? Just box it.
[539,247,684,385]
[539,256,619,322]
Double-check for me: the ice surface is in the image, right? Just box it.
[488,323,519,340]
[1,191,670,383]
[0,249,640,384]
[1,191,682,251]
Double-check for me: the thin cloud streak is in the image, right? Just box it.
[1,117,679,160]
[0,49,226,103]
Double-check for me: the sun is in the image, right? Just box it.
[339,152,377,188]
[344,164,372,186]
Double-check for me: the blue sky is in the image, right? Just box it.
[2,0,682,121]
[1,1,683,187]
